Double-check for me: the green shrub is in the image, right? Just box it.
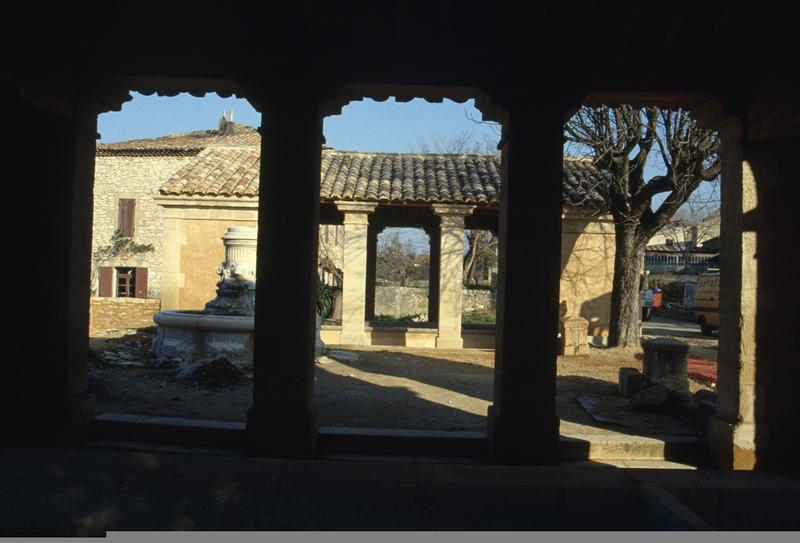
[316,279,336,318]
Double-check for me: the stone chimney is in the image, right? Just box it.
[218,110,236,136]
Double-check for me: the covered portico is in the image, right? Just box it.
[317,149,612,349]
[318,151,499,349]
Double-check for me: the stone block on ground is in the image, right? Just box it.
[327,349,360,363]
[629,384,671,412]
[618,367,646,398]
[642,338,689,393]
[559,317,589,356]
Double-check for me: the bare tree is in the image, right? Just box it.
[565,106,720,348]
[376,232,426,286]
[317,225,343,285]
[463,230,498,285]
[411,129,498,156]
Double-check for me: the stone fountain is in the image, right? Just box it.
[152,226,324,370]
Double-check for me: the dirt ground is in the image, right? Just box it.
[90,327,714,437]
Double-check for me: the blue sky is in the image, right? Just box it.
[98,92,500,153]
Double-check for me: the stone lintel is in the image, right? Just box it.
[432,203,475,218]
[335,201,378,217]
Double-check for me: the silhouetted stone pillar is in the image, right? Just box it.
[337,202,377,344]
[5,90,97,447]
[705,114,764,470]
[489,101,567,464]
[247,94,323,458]
[364,220,379,322]
[433,204,474,348]
[425,225,440,324]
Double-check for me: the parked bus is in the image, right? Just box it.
[694,274,720,336]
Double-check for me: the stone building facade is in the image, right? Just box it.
[92,151,196,299]
[93,121,344,310]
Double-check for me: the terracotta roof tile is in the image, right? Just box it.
[160,148,610,208]
[96,123,260,155]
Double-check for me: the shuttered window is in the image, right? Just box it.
[116,267,135,297]
[99,267,114,297]
[118,198,136,238]
[112,267,149,298]
[134,267,148,298]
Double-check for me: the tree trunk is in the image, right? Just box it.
[463,231,482,285]
[608,224,646,348]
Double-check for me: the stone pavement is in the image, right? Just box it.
[2,446,799,534]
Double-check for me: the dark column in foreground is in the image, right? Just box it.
[488,99,568,464]
[246,91,322,458]
[364,221,379,322]
[3,88,96,448]
[426,225,441,325]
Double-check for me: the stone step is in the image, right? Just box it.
[93,413,245,449]
[318,426,487,460]
[560,433,711,466]
[92,413,711,466]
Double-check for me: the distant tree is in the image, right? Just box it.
[565,106,720,347]
[463,230,498,285]
[376,232,426,286]
[412,129,498,156]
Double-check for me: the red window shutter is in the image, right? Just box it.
[134,267,148,298]
[118,199,136,237]
[99,267,113,297]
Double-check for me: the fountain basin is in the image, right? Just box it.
[153,310,254,369]
[153,311,325,370]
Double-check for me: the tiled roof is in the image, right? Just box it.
[159,147,611,208]
[96,123,260,155]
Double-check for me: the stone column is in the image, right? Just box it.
[705,114,763,470]
[336,201,377,344]
[246,92,322,458]
[432,204,474,348]
[425,225,440,324]
[489,99,570,464]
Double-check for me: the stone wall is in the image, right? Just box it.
[560,211,615,336]
[374,286,494,318]
[463,288,495,313]
[179,216,258,310]
[93,154,195,298]
[89,297,161,336]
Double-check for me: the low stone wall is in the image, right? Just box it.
[89,297,161,336]
[374,286,495,318]
[462,288,495,313]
